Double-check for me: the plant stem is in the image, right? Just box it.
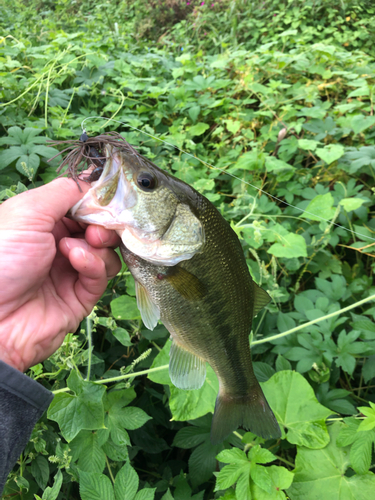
[52,364,169,394]
[252,294,375,346]
[86,317,92,382]
[105,456,115,484]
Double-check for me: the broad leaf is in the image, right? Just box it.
[287,423,375,500]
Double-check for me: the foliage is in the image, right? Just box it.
[1,0,375,499]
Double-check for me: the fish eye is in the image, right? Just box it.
[137,172,157,191]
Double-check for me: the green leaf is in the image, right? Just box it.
[161,489,174,500]
[16,153,40,177]
[297,139,319,151]
[265,157,294,172]
[350,431,373,474]
[0,147,23,169]
[316,145,345,164]
[134,489,156,500]
[250,465,272,494]
[262,371,332,448]
[268,233,307,258]
[275,355,292,372]
[188,122,210,137]
[357,403,375,432]
[149,339,219,421]
[217,448,248,465]
[302,193,336,221]
[351,115,375,135]
[42,470,63,500]
[30,456,49,490]
[111,295,141,321]
[79,470,115,500]
[251,466,294,500]
[112,327,133,346]
[339,198,365,212]
[47,370,106,441]
[70,430,106,473]
[114,462,139,500]
[287,422,375,500]
[189,105,201,123]
[249,445,276,464]
[214,464,249,491]
[235,470,252,500]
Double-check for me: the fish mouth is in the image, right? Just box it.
[70,146,138,229]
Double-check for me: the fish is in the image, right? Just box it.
[69,138,281,444]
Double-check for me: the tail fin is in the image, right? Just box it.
[210,386,281,444]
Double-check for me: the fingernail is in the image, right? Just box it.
[97,226,110,245]
[79,247,94,263]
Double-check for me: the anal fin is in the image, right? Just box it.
[169,340,206,390]
[135,281,160,330]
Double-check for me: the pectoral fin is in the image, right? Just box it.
[253,282,271,317]
[166,266,206,301]
[135,281,160,330]
[169,340,206,390]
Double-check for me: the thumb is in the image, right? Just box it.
[0,178,90,231]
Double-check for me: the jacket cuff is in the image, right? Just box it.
[0,360,53,412]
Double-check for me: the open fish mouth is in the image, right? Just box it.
[69,145,138,229]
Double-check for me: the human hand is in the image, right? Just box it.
[0,178,122,372]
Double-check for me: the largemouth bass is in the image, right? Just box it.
[69,139,281,443]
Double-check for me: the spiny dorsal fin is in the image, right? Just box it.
[166,266,206,301]
[169,340,206,390]
[253,282,271,317]
[135,281,160,330]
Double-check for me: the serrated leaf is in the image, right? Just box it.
[30,456,49,490]
[217,448,248,464]
[350,431,373,474]
[42,470,63,500]
[252,466,294,500]
[235,471,251,500]
[79,470,115,500]
[134,489,156,500]
[70,431,106,473]
[251,465,272,494]
[173,426,209,448]
[114,462,139,500]
[249,445,276,464]
[214,464,249,491]
[16,153,40,176]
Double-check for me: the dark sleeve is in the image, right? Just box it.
[0,360,54,495]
